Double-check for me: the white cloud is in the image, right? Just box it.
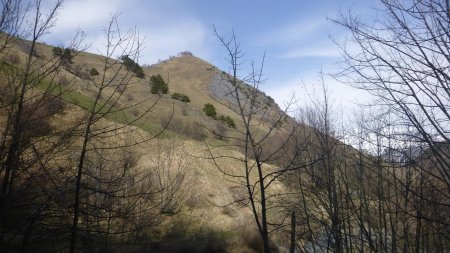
[138,19,210,64]
[54,0,121,32]
[41,0,211,64]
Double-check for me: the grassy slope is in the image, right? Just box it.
[1,40,294,251]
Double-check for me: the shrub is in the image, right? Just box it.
[5,53,20,65]
[181,106,188,116]
[121,55,145,78]
[19,41,40,58]
[214,123,227,140]
[59,76,69,86]
[150,74,169,94]
[52,47,73,63]
[225,116,236,129]
[160,117,206,140]
[203,103,216,119]
[72,64,91,80]
[117,84,126,93]
[21,97,64,143]
[219,115,236,129]
[89,67,99,76]
[79,71,91,80]
[171,92,182,100]
[171,92,190,103]
[181,95,190,102]
[44,96,65,115]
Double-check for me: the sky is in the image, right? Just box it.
[41,0,378,113]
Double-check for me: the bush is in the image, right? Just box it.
[89,67,99,76]
[52,47,73,63]
[214,123,227,140]
[150,74,169,94]
[73,64,91,80]
[160,117,206,140]
[44,96,65,115]
[121,55,145,78]
[117,84,126,93]
[203,103,216,119]
[171,92,190,103]
[219,115,236,129]
[5,53,20,65]
[59,76,69,86]
[181,95,190,102]
[21,97,65,143]
[171,92,182,100]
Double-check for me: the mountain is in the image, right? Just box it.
[3,35,446,253]
[0,38,297,252]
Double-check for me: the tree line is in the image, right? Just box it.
[209,0,449,252]
[0,1,188,252]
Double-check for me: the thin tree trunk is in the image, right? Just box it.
[290,211,296,253]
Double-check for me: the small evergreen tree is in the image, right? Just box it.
[52,47,74,63]
[121,55,145,78]
[150,74,169,94]
[171,92,190,103]
[90,68,99,76]
[181,95,190,103]
[203,103,217,119]
[171,92,182,100]
[218,115,236,128]
[224,116,236,129]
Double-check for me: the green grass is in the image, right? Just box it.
[35,78,180,137]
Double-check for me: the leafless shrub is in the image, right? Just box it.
[117,83,126,94]
[213,122,227,140]
[43,95,65,115]
[4,52,20,64]
[147,139,190,216]
[59,75,69,86]
[181,105,188,116]
[160,117,206,140]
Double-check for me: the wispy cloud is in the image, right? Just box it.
[278,45,340,59]
[255,15,344,60]
[258,18,326,46]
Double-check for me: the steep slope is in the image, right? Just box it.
[0,39,296,251]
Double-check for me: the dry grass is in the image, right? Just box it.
[0,39,297,251]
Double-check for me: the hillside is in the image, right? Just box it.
[2,0,449,252]
[0,36,300,252]
[1,25,448,253]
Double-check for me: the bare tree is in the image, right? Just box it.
[333,0,449,248]
[210,29,318,253]
[0,0,28,52]
[334,0,449,191]
[67,15,169,253]
[0,1,87,251]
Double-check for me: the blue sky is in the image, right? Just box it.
[42,0,377,112]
